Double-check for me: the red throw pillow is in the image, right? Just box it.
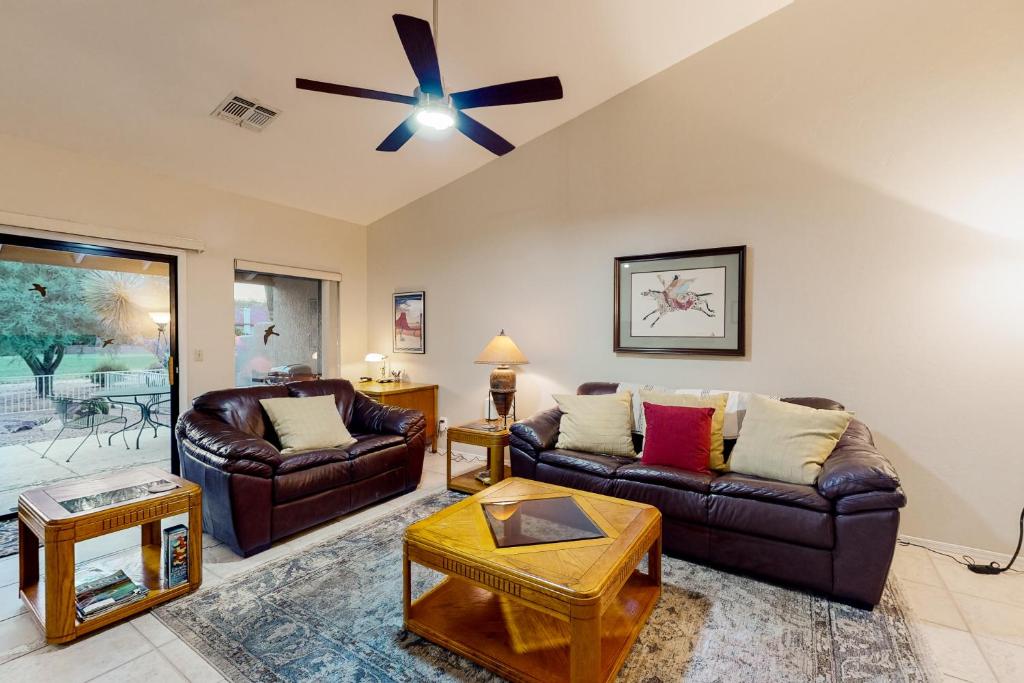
[641,402,716,473]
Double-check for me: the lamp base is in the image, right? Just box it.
[489,365,516,421]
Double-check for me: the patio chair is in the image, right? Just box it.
[41,396,129,463]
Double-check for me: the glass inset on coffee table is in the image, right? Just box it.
[482,496,606,548]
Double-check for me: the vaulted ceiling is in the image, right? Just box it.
[0,1,789,225]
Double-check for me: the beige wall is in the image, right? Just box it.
[0,133,367,400]
[368,0,1024,552]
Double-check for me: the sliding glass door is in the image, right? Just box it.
[0,232,178,519]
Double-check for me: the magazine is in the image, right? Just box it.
[75,570,148,620]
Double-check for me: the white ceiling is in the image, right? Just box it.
[0,1,789,225]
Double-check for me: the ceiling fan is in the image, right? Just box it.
[296,1,563,156]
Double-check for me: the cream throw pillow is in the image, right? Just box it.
[259,395,357,455]
[640,391,730,471]
[554,392,636,457]
[728,395,853,485]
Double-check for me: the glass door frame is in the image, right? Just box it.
[0,231,182,474]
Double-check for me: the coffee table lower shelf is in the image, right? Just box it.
[406,573,660,683]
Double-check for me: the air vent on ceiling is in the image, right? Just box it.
[211,93,280,132]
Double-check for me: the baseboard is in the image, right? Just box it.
[898,534,1013,565]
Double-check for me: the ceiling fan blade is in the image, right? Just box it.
[455,111,514,156]
[392,14,443,97]
[296,78,417,105]
[376,114,419,152]
[451,76,563,110]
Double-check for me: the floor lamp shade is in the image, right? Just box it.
[474,330,528,419]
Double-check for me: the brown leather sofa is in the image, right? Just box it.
[509,382,905,607]
[176,379,426,556]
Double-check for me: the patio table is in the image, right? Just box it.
[96,385,171,449]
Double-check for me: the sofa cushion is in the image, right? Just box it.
[535,463,615,495]
[710,473,831,512]
[615,463,713,494]
[192,385,288,440]
[640,391,729,471]
[538,449,633,478]
[709,494,834,549]
[274,459,352,504]
[728,395,852,485]
[259,395,357,454]
[349,444,408,481]
[611,479,708,525]
[553,392,636,457]
[276,448,351,474]
[347,433,405,457]
[288,379,358,426]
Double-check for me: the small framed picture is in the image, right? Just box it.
[614,246,746,355]
[393,291,425,354]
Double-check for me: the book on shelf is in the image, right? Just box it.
[75,570,148,620]
[163,524,189,587]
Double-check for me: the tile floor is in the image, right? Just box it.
[0,450,1020,682]
[893,542,1024,682]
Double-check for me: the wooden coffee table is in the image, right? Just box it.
[18,466,202,644]
[403,477,662,683]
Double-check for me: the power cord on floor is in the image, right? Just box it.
[433,428,486,463]
[897,504,1023,575]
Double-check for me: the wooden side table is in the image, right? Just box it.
[358,381,439,452]
[18,466,202,644]
[446,421,511,494]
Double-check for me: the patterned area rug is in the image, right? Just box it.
[0,518,19,559]
[155,492,939,682]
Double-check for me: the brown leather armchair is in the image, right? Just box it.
[510,382,905,607]
[176,379,426,556]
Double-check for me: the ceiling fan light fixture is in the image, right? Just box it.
[414,103,455,131]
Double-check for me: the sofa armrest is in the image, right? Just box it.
[176,409,282,476]
[817,419,901,500]
[510,407,562,459]
[351,392,426,440]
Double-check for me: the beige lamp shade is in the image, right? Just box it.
[474,330,529,366]
[364,352,387,362]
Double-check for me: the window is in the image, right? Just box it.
[233,270,323,386]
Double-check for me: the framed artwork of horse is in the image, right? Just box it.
[614,246,745,355]
[393,291,425,354]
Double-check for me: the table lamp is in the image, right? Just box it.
[474,330,528,425]
[364,352,389,381]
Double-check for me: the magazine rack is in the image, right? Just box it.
[17,466,202,644]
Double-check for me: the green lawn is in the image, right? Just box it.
[0,353,159,380]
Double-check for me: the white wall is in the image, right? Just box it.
[368,0,1024,552]
[0,133,367,400]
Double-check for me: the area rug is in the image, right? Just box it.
[0,518,18,559]
[155,492,939,682]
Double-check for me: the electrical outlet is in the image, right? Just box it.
[438,417,448,432]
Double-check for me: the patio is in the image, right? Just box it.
[0,420,170,514]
